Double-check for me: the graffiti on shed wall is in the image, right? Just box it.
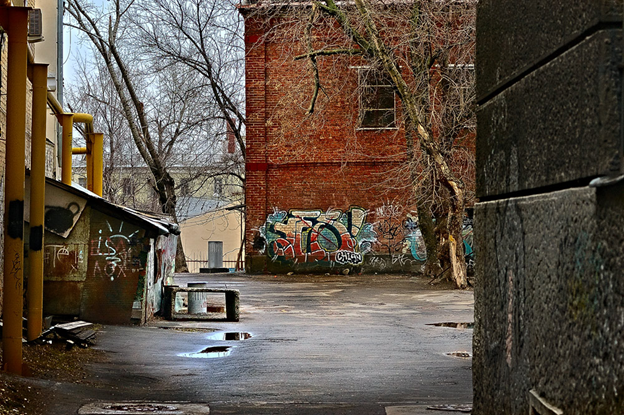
[258,207,376,265]
[90,220,143,281]
[45,244,86,275]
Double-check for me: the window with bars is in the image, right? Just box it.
[358,69,396,129]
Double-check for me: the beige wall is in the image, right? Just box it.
[179,204,244,273]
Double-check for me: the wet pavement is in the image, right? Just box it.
[47,273,473,414]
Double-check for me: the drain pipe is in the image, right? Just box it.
[1,6,30,375]
[27,63,48,342]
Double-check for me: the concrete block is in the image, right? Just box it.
[476,30,622,198]
[476,0,622,100]
[473,184,624,414]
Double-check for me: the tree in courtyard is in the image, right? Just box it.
[247,0,476,288]
[65,0,246,271]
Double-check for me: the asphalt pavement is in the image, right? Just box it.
[46,273,473,415]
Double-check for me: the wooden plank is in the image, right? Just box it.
[55,321,93,332]
[75,330,96,341]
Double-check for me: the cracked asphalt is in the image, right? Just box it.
[46,273,473,415]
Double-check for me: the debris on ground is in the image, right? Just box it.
[0,320,107,415]
[38,321,96,349]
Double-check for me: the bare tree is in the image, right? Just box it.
[244,0,476,288]
[132,0,246,159]
[65,0,245,271]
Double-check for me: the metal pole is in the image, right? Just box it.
[27,63,48,342]
[1,6,30,375]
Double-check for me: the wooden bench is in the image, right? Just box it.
[164,286,240,322]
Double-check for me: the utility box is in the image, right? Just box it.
[208,241,223,268]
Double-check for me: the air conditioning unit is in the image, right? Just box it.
[28,9,44,43]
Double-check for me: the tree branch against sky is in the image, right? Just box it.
[132,0,247,158]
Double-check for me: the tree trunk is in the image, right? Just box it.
[417,200,443,278]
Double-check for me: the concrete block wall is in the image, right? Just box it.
[474,1,624,413]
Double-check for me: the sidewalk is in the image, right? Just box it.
[48,273,474,414]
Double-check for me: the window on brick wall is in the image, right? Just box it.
[358,68,396,129]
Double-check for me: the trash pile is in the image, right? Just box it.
[38,321,96,348]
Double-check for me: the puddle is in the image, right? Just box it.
[427,322,474,329]
[206,332,252,341]
[446,351,472,358]
[179,346,232,358]
[103,403,178,412]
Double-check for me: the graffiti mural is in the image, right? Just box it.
[403,217,428,261]
[259,207,376,265]
[402,216,475,263]
[373,202,474,264]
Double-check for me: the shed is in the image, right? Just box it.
[29,178,178,325]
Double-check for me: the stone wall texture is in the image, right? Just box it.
[474,1,624,414]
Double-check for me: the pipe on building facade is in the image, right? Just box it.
[27,63,48,342]
[1,6,30,375]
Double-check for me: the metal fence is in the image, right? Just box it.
[185,250,244,273]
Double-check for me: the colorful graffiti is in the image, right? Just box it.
[259,207,376,265]
[403,216,474,263]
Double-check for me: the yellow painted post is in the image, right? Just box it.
[1,6,30,375]
[86,135,93,191]
[27,63,48,342]
[92,133,104,197]
[60,113,74,185]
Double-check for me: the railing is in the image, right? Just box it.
[185,252,244,273]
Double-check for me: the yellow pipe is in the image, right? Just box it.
[27,63,48,342]
[47,91,62,114]
[73,113,94,131]
[92,133,104,196]
[47,94,102,191]
[1,6,30,375]
[86,135,93,191]
[59,113,74,185]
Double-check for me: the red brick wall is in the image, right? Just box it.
[242,11,424,271]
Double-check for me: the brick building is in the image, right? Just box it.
[240,2,475,274]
